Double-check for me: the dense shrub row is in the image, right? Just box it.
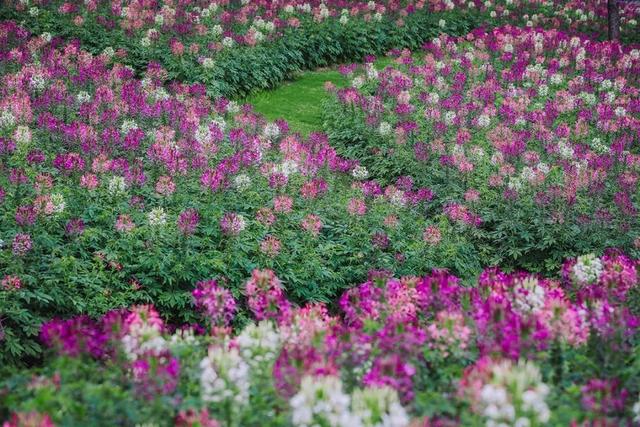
[2,253,639,425]
[323,26,640,274]
[2,0,483,98]
[3,1,638,99]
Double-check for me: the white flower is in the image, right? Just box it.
[50,193,65,214]
[352,76,366,89]
[210,24,223,37]
[351,165,369,180]
[120,119,138,135]
[513,277,546,315]
[222,37,235,48]
[263,122,281,139]
[476,114,491,128]
[351,387,409,427]
[233,174,252,191]
[29,7,39,16]
[29,74,47,92]
[202,57,215,69]
[615,106,627,118]
[154,14,164,26]
[200,346,250,406]
[121,317,166,361]
[76,91,91,104]
[102,46,115,58]
[366,65,379,80]
[236,321,281,367]
[378,122,392,136]
[290,376,355,427]
[147,207,167,227]
[339,14,349,25]
[227,101,240,114]
[632,395,640,423]
[41,32,52,43]
[557,140,574,159]
[439,19,446,28]
[0,110,15,128]
[444,111,456,125]
[14,125,32,145]
[537,84,549,97]
[107,176,127,196]
[572,254,603,285]
[278,160,299,177]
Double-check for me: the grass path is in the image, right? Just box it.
[244,58,394,135]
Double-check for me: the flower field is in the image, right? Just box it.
[1,0,640,426]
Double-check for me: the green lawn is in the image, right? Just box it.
[244,58,395,135]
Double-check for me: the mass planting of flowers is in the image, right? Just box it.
[2,253,640,424]
[324,26,640,272]
[1,0,640,425]
[0,21,477,366]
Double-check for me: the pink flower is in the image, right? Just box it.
[245,269,290,322]
[273,195,293,213]
[177,209,199,235]
[347,198,367,216]
[301,214,322,237]
[423,225,442,245]
[1,275,22,291]
[115,214,135,233]
[192,280,236,327]
[260,235,281,258]
[12,233,32,256]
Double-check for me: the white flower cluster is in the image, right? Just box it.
[195,123,212,145]
[50,193,65,214]
[0,110,15,128]
[479,360,550,427]
[236,320,281,368]
[202,57,215,69]
[107,176,127,196]
[277,159,299,177]
[571,254,603,285]
[121,318,167,361]
[222,37,235,49]
[76,91,91,104]
[290,376,409,427]
[14,125,31,145]
[633,395,640,423]
[291,376,355,427]
[29,74,47,92]
[352,76,366,89]
[120,119,138,135]
[352,165,369,180]
[339,9,349,25]
[263,122,281,139]
[513,277,546,315]
[200,346,250,406]
[233,174,252,191]
[147,207,168,227]
[351,386,410,427]
[378,122,392,136]
[557,140,574,159]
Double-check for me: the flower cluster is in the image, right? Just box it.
[0,21,460,364]
[12,255,637,424]
[325,26,640,272]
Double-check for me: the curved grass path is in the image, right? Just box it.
[244,58,394,135]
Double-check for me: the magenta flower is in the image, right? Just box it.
[192,280,236,327]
